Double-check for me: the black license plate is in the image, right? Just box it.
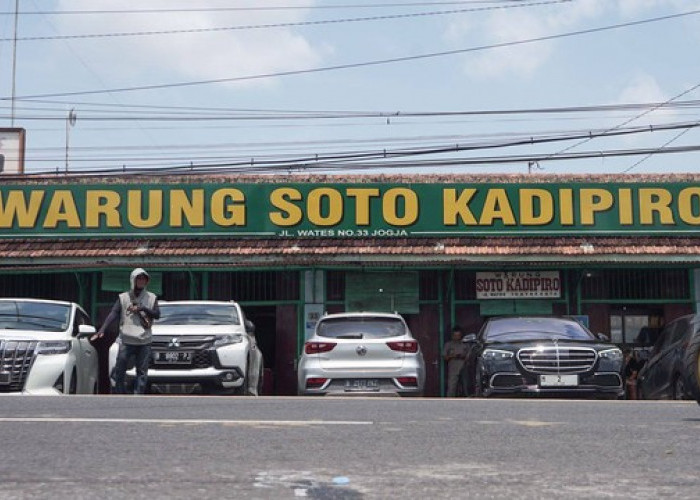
[0,372,10,385]
[154,351,193,365]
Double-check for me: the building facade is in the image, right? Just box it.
[1,174,698,395]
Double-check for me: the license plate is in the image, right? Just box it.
[154,351,193,364]
[540,374,578,387]
[0,372,9,385]
[344,379,379,392]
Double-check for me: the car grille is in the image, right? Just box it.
[150,336,216,370]
[0,340,37,393]
[517,346,596,374]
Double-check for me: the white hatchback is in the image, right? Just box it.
[298,312,425,396]
[108,300,264,395]
[0,298,99,395]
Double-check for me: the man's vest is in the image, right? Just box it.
[118,290,157,345]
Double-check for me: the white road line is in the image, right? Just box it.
[0,418,373,426]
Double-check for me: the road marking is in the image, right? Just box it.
[508,419,564,427]
[0,417,373,426]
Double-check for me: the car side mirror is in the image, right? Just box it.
[596,333,610,342]
[77,324,96,338]
[245,319,256,335]
[462,334,477,343]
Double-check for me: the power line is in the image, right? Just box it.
[0,1,570,42]
[622,127,694,173]
[6,98,700,120]
[5,8,699,100]
[23,143,700,177]
[21,121,700,170]
[541,81,700,170]
[0,2,544,16]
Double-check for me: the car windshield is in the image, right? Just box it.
[317,317,406,339]
[157,304,240,326]
[0,301,71,332]
[484,317,596,342]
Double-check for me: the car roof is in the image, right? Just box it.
[0,298,75,307]
[320,311,404,320]
[159,300,239,306]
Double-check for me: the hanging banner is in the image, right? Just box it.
[476,271,562,299]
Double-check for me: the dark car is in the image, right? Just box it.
[466,316,624,399]
[637,314,697,400]
[683,322,700,405]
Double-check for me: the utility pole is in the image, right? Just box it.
[11,0,19,126]
[65,109,77,172]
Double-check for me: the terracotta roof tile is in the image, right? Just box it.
[3,172,700,185]
[1,236,700,270]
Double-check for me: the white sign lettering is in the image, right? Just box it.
[476,271,561,299]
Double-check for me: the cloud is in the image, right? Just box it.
[54,0,326,89]
[617,74,667,104]
[443,0,695,79]
[614,74,678,145]
[617,73,679,122]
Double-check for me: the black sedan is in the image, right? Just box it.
[466,316,624,399]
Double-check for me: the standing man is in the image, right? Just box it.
[92,268,160,394]
[443,325,470,397]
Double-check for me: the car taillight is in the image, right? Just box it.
[304,341,336,354]
[306,377,328,389]
[396,376,418,387]
[387,340,418,353]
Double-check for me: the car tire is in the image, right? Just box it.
[68,368,77,395]
[474,360,486,398]
[234,356,250,396]
[672,375,686,400]
[682,332,700,405]
[257,358,265,396]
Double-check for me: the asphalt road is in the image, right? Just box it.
[0,396,698,499]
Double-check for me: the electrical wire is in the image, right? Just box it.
[0,1,570,42]
[21,143,700,177]
[5,8,699,100]
[0,2,551,16]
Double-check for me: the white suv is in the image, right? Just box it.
[108,300,263,395]
[0,298,98,395]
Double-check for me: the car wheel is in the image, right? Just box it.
[233,357,250,396]
[474,360,486,398]
[257,358,265,396]
[682,332,700,405]
[672,375,686,400]
[68,368,78,395]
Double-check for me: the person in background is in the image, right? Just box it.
[443,325,470,397]
[91,268,160,394]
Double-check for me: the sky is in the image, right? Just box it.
[0,0,699,176]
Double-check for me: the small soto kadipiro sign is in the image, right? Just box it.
[476,271,561,299]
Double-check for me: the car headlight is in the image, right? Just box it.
[37,341,71,355]
[482,349,514,360]
[599,348,623,362]
[213,334,244,347]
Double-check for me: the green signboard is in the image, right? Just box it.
[1,181,699,238]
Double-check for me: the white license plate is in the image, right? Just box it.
[345,379,379,392]
[540,374,578,387]
[154,351,193,364]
